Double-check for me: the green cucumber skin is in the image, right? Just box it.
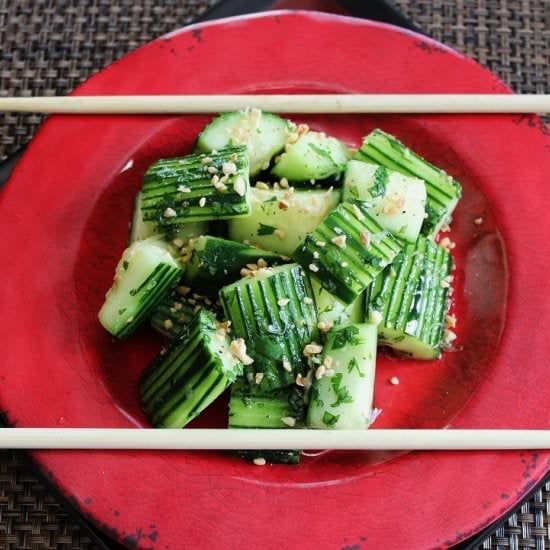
[184,236,284,288]
[219,264,319,392]
[98,239,184,339]
[228,187,341,256]
[292,201,403,304]
[356,129,462,236]
[367,237,452,359]
[271,131,350,181]
[141,145,250,225]
[140,309,242,428]
[307,323,378,430]
[195,111,289,176]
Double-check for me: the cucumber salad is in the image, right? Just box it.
[99,109,462,465]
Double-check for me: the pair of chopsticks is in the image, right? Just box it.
[0,429,547,450]
[0,94,549,114]
[1,93,547,451]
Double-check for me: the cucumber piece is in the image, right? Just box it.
[140,309,243,428]
[311,279,364,329]
[228,381,305,429]
[366,236,452,359]
[184,236,284,289]
[195,110,289,176]
[129,192,209,248]
[141,145,250,225]
[98,238,183,338]
[219,264,319,392]
[150,288,220,339]
[292,202,403,304]
[272,131,350,182]
[356,129,462,236]
[343,160,426,243]
[307,323,377,429]
[228,187,341,256]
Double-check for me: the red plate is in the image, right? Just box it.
[0,11,549,550]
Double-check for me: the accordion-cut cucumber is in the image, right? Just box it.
[195,110,289,176]
[228,381,305,429]
[98,238,183,338]
[184,236,284,288]
[228,187,341,256]
[129,192,159,243]
[140,309,243,428]
[311,279,364,328]
[272,131,350,182]
[356,129,462,236]
[366,236,452,359]
[292,202,403,304]
[343,160,426,243]
[219,264,319,392]
[140,145,250,225]
[307,323,377,429]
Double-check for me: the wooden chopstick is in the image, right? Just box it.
[0,429,548,450]
[0,94,549,114]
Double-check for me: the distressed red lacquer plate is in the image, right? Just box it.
[0,11,549,550]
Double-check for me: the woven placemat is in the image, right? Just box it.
[0,1,549,549]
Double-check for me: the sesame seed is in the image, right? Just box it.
[443,329,457,346]
[201,156,212,165]
[313,251,320,259]
[340,261,348,268]
[207,166,218,174]
[255,181,270,190]
[277,298,290,307]
[257,258,268,268]
[211,175,219,184]
[254,372,264,385]
[331,235,347,249]
[315,364,326,380]
[199,197,206,208]
[474,217,484,226]
[163,207,177,218]
[351,203,365,220]
[360,231,371,247]
[303,343,323,357]
[295,373,306,387]
[163,319,174,330]
[303,297,313,305]
[389,376,400,386]
[177,286,191,296]
[172,238,184,248]
[282,359,292,372]
[317,320,333,333]
[173,302,183,311]
[439,237,456,251]
[316,241,326,247]
[234,176,246,197]
[309,263,319,272]
[214,181,228,191]
[279,177,289,188]
[192,305,202,314]
[240,268,253,277]
[281,416,296,427]
[253,457,266,466]
[229,338,254,365]
[274,228,286,240]
[222,162,237,176]
[323,356,334,369]
[177,185,191,193]
[230,152,238,162]
[445,314,457,328]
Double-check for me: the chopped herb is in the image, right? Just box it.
[331,325,362,349]
[370,166,388,197]
[257,223,277,236]
[347,357,364,377]
[322,411,340,427]
[330,373,354,406]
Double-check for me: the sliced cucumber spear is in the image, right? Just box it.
[184,235,284,289]
[343,160,426,243]
[228,187,341,256]
[292,201,403,304]
[98,238,184,338]
[195,110,289,176]
[366,236,452,359]
[272,130,350,182]
[141,145,250,225]
[219,263,319,392]
[307,323,378,429]
[140,309,243,428]
[311,278,364,329]
[356,129,462,236]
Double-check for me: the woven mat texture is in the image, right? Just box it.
[0,1,549,549]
